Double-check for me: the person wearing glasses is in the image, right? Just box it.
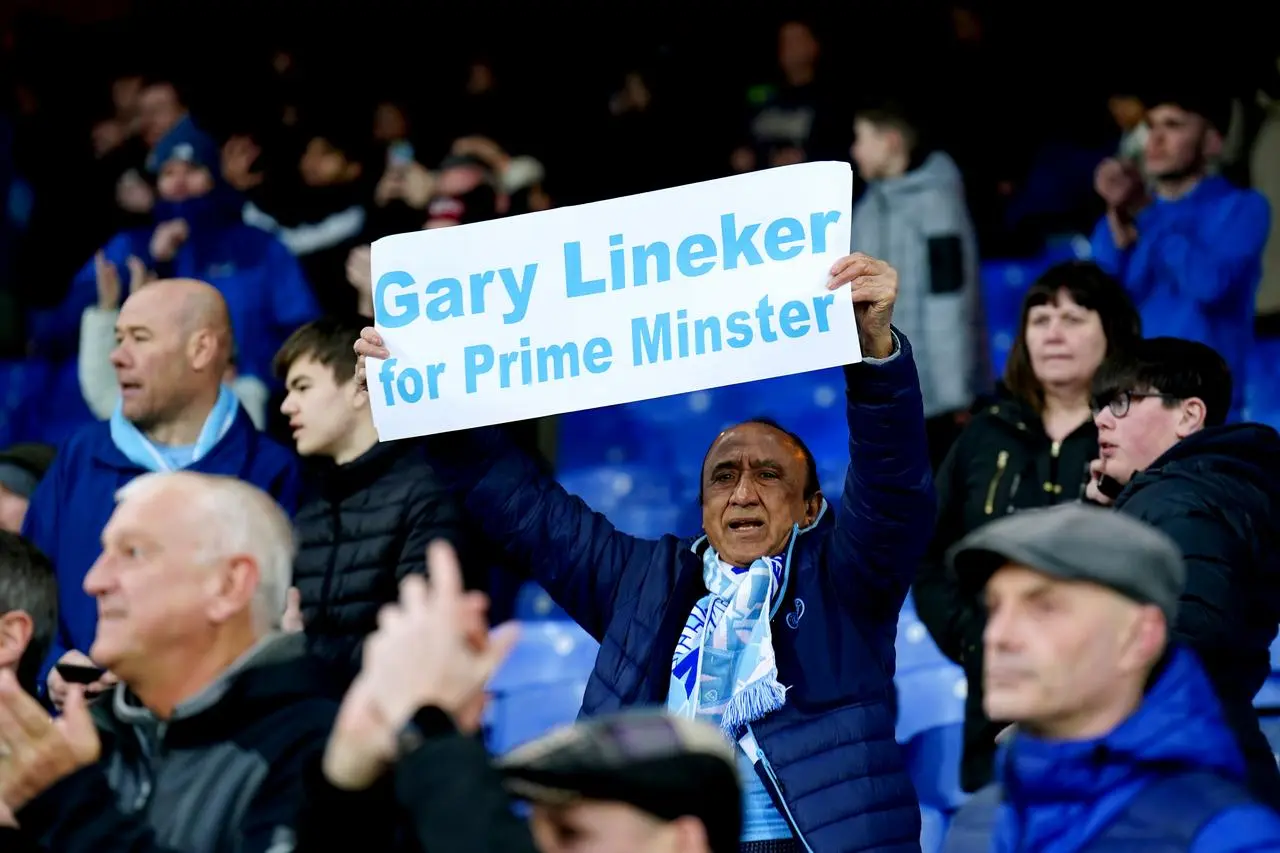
[1088,335,1280,809]
[913,261,1141,794]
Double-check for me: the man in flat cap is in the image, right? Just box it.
[944,503,1280,852]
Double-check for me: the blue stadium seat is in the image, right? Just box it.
[980,238,1091,379]
[895,664,967,744]
[896,603,955,677]
[1244,337,1280,429]
[904,723,968,812]
[485,620,600,754]
[1259,715,1280,766]
[513,582,570,621]
[920,805,950,853]
[556,406,658,472]
[558,464,677,516]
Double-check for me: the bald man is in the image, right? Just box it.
[22,278,300,707]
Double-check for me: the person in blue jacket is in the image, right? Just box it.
[947,503,1280,852]
[1090,87,1271,422]
[25,115,320,438]
[23,278,301,708]
[356,253,937,852]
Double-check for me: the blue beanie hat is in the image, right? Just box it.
[146,116,221,176]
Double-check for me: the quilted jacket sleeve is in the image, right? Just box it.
[829,329,937,619]
[422,427,662,641]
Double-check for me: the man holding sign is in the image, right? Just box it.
[354,245,934,851]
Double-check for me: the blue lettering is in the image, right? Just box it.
[378,358,400,406]
[754,296,779,342]
[464,345,494,393]
[564,241,605,298]
[397,367,424,403]
[676,234,716,278]
[374,271,419,329]
[425,362,446,399]
[812,293,835,332]
[468,271,494,316]
[424,277,464,322]
[808,210,841,253]
[632,313,672,365]
[719,214,763,269]
[632,242,672,286]
[764,217,805,261]
[778,300,811,338]
[584,337,612,373]
[725,311,753,348]
[499,264,538,324]
[608,234,627,291]
[694,317,722,354]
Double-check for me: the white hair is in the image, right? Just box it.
[115,472,295,636]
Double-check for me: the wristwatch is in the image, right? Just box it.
[395,705,456,759]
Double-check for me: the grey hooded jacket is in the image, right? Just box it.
[850,151,987,418]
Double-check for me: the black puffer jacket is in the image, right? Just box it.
[913,395,1097,791]
[1112,422,1280,809]
[294,439,468,691]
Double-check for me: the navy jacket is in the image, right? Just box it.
[424,332,936,852]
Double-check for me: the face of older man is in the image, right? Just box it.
[83,478,221,681]
[700,422,820,568]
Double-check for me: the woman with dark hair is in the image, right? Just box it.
[912,260,1142,792]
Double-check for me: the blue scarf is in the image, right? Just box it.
[109,384,239,472]
[667,533,794,737]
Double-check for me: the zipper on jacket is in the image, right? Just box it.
[315,500,343,631]
[742,725,815,853]
[984,450,1010,515]
[1043,440,1063,496]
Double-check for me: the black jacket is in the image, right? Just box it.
[11,633,351,853]
[298,707,538,853]
[293,439,468,691]
[913,396,1097,791]
[1112,422,1280,809]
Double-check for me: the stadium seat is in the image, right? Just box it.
[905,722,968,812]
[895,664,967,744]
[513,582,570,621]
[485,620,600,754]
[558,464,677,516]
[896,603,956,677]
[920,805,950,853]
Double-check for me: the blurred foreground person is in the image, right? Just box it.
[357,254,937,851]
[944,504,1280,852]
[0,472,353,852]
[314,540,741,853]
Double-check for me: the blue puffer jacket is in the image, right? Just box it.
[993,647,1280,852]
[425,333,936,852]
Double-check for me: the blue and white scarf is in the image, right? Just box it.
[109,384,239,472]
[667,533,794,737]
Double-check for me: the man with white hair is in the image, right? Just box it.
[0,471,348,852]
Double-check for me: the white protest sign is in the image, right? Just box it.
[368,160,858,440]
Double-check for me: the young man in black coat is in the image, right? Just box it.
[275,316,472,692]
[1088,336,1280,809]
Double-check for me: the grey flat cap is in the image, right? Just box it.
[947,503,1185,624]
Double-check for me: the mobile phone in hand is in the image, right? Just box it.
[387,140,415,168]
[56,663,107,685]
[1096,474,1125,501]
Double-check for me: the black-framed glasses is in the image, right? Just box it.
[1091,389,1181,418]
